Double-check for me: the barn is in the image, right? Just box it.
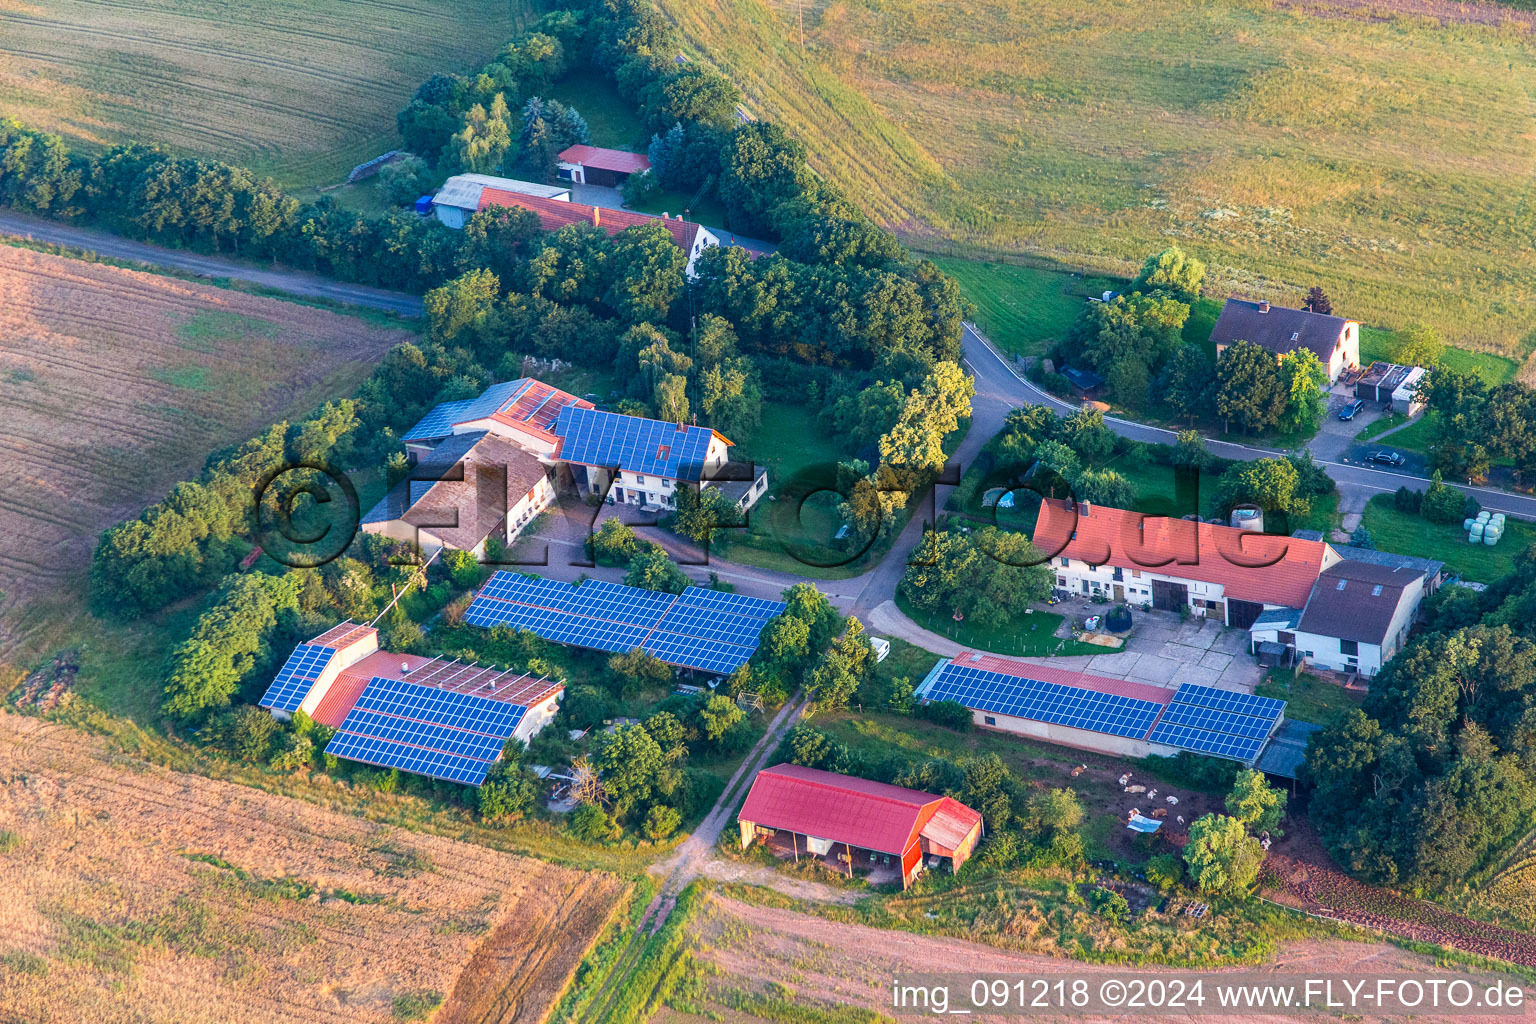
[736,764,983,888]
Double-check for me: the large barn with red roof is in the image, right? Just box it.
[737,764,983,888]
[476,189,719,277]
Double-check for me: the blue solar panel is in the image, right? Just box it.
[401,379,534,442]
[642,632,756,676]
[1156,700,1275,740]
[553,406,715,480]
[325,731,494,786]
[351,676,527,735]
[923,663,1163,739]
[1170,683,1287,720]
[258,644,337,713]
[1147,721,1267,761]
[324,676,530,786]
[466,573,784,675]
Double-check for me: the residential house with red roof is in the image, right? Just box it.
[737,764,983,888]
[556,144,650,187]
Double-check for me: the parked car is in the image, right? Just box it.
[1339,398,1364,421]
[1367,449,1406,467]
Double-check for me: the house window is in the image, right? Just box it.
[983,715,996,726]
[1057,577,1067,587]
[1340,639,1359,656]
[1131,570,1141,578]
[1061,558,1070,568]
[636,475,646,484]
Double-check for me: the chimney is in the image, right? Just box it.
[661,211,669,219]
[1081,500,1092,516]
[1258,300,1270,313]
[592,206,600,227]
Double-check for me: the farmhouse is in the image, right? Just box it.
[556,144,650,187]
[917,652,1289,767]
[1036,500,1437,677]
[1210,297,1360,383]
[1250,560,1429,676]
[258,622,563,784]
[553,404,767,512]
[430,173,571,228]
[360,431,554,558]
[475,190,720,277]
[1034,499,1336,629]
[736,764,983,889]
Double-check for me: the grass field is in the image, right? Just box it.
[658,0,1536,374]
[0,244,411,655]
[0,713,627,1024]
[1255,667,1363,729]
[0,0,535,188]
[1362,494,1536,582]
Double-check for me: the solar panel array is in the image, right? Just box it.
[323,676,528,786]
[258,644,337,713]
[464,572,785,675]
[922,663,1164,739]
[402,379,534,441]
[1145,683,1285,762]
[554,405,714,480]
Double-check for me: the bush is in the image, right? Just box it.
[267,730,315,773]
[1393,485,1423,514]
[915,700,973,731]
[1421,472,1472,524]
[642,804,682,841]
[216,705,280,762]
[570,802,617,843]
[1145,852,1185,893]
[1141,752,1239,792]
[1088,886,1130,923]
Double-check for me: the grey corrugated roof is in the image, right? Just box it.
[1329,544,1443,581]
[1256,719,1322,779]
[1211,298,1352,363]
[1252,606,1300,630]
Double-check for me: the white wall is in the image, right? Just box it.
[512,691,562,745]
[1051,557,1231,618]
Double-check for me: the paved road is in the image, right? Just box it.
[0,211,426,317]
[961,322,1536,522]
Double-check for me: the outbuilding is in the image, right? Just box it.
[737,764,982,888]
[556,144,651,187]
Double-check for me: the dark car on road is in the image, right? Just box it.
[1338,399,1364,421]
[1367,449,1406,467]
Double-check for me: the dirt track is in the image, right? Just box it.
[657,893,1528,1024]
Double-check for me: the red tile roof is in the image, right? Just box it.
[738,764,981,857]
[1032,499,1334,608]
[956,651,1175,706]
[558,144,651,174]
[477,190,703,253]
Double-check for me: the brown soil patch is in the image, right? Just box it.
[659,893,1522,1024]
[0,245,410,645]
[0,713,627,1024]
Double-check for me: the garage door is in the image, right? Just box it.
[1151,580,1188,612]
[1226,599,1265,630]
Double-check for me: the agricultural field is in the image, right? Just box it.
[0,0,534,187]
[0,713,628,1024]
[658,0,1536,374]
[0,245,410,653]
[648,891,1503,1023]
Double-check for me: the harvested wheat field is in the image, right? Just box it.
[0,245,408,628]
[0,713,628,1024]
[0,0,534,186]
[655,893,1526,1024]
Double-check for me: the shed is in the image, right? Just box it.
[556,145,651,187]
[1060,366,1104,398]
[432,174,571,228]
[737,764,983,888]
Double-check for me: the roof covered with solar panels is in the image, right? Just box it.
[918,652,1287,766]
[463,571,786,676]
[552,405,727,481]
[401,378,591,444]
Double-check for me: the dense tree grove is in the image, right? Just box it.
[1304,551,1536,891]
[1418,367,1536,484]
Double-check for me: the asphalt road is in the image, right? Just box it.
[960,322,1536,522]
[0,211,426,317]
